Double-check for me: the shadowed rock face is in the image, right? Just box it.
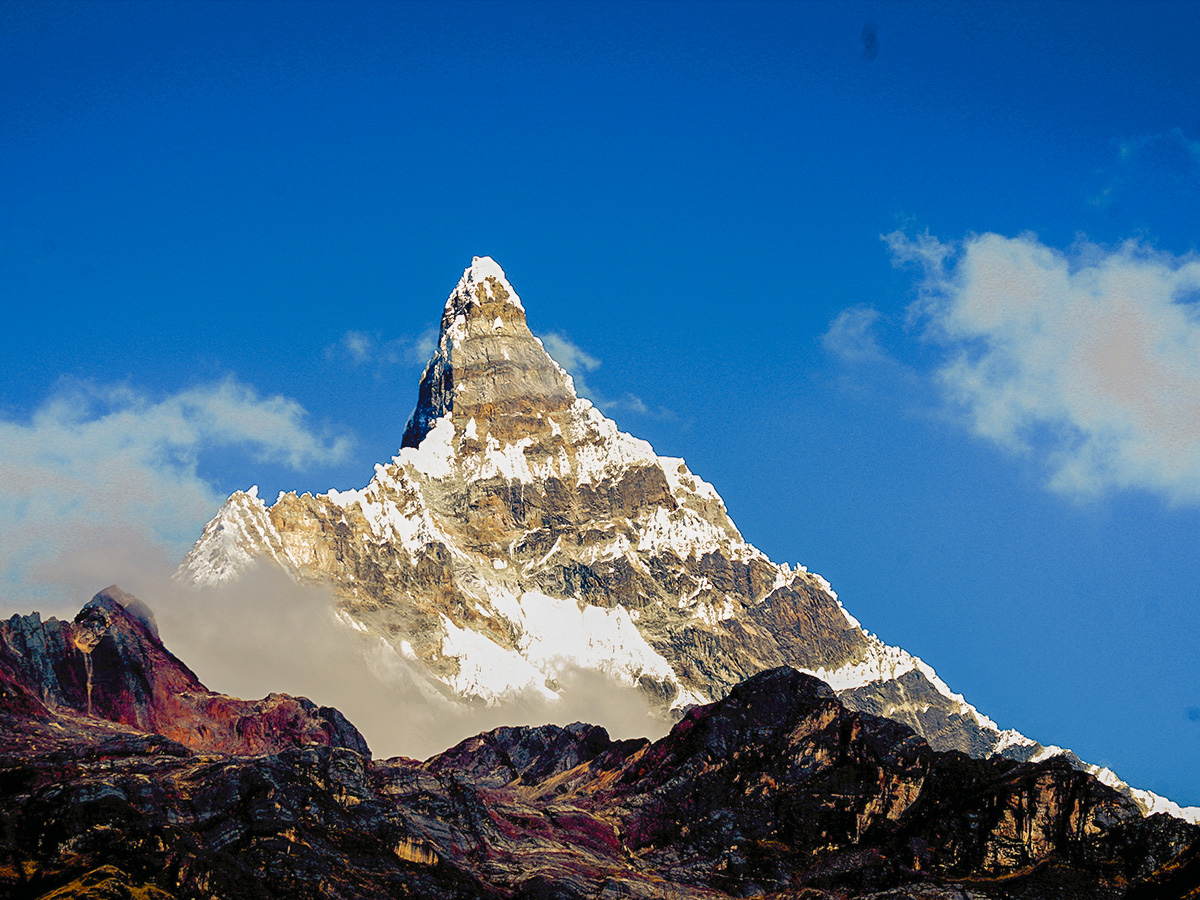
[0,600,1195,900]
[0,586,368,757]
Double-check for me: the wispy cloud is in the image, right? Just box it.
[539,332,601,381]
[823,306,888,363]
[0,378,351,600]
[888,229,1200,503]
[340,330,375,364]
[538,331,676,421]
[326,328,438,373]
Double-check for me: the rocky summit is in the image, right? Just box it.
[177,256,1197,825]
[0,588,1197,899]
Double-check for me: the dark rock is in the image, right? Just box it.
[424,722,617,787]
[1,598,1191,899]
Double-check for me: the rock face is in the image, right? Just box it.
[175,256,1197,824]
[0,603,1195,900]
[0,586,368,757]
[400,255,577,449]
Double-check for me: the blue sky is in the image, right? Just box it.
[3,1,1199,805]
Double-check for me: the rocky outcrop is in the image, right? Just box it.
[0,607,1193,900]
[1129,834,1200,900]
[495,668,1193,897]
[0,586,368,757]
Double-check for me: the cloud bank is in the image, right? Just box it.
[109,564,671,761]
[888,230,1200,503]
[0,378,350,602]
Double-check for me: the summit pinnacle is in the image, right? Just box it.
[401,256,575,449]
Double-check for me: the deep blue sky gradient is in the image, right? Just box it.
[3,1,1199,804]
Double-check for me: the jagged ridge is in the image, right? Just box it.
[0,592,1196,899]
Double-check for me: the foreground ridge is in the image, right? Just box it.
[1,589,1196,899]
[177,256,1199,824]
[0,585,368,757]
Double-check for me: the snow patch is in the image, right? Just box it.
[636,505,756,563]
[439,614,554,702]
[451,256,524,311]
[399,415,458,479]
[1129,788,1200,824]
[660,457,722,503]
[335,610,369,633]
[174,488,295,586]
[568,402,660,485]
[327,466,456,558]
[439,587,695,709]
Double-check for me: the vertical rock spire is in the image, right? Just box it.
[401,256,577,449]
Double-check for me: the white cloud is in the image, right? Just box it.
[412,329,437,362]
[0,378,350,601]
[823,306,887,362]
[340,330,374,364]
[539,331,600,377]
[889,230,1200,502]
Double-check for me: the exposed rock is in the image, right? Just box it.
[30,865,176,900]
[401,255,577,449]
[1127,832,1200,900]
[0,587,368,757]
[0,603,1193,900]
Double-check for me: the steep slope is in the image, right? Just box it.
[176,256,1198,823]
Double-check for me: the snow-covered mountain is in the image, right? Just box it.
[178,256,1198,824]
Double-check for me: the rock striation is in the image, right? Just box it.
[176,256,1198,824]
[0,600,1195,900]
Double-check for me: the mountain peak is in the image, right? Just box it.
[401,257,576,449]
[455,255,522,310]
[177,256,1200,826]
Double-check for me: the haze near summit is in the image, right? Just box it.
[1,0,1198,807]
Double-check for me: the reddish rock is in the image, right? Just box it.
[0,586,368,757]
